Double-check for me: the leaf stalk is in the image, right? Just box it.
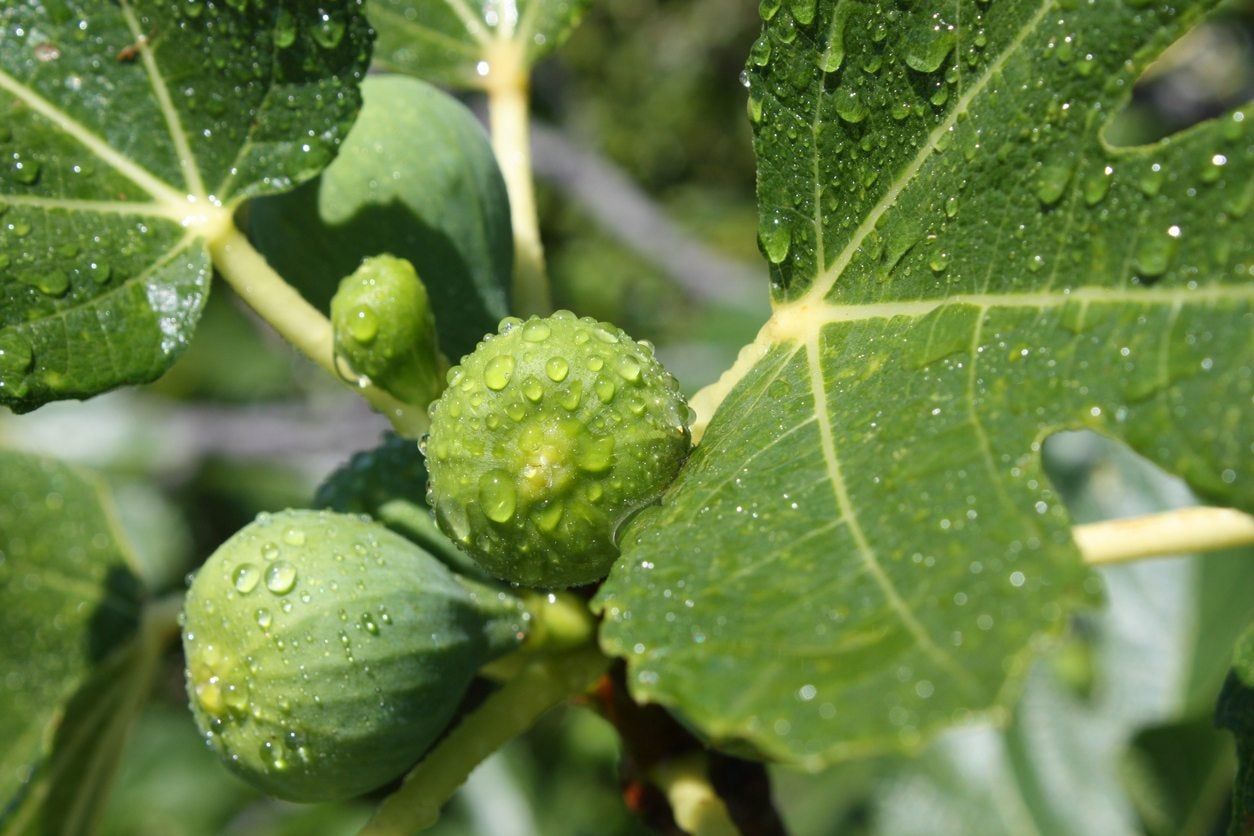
[206,222,428,437]
[484,39,552,317]
[1075,506,1254,565]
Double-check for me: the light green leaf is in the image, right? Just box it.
[1217,625,1254,836]
[596,0,1252,767]
[0,1,371,411]
[247,75,512,358]
[369,0,590,87]
[0,450,143,822]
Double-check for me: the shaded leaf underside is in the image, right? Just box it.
[0,0,369,411]
[597,0,1252,767]
[0,450,143,824]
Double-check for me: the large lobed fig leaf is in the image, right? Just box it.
[596,0,1252,767]
[0,0,371,411]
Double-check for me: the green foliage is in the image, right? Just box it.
[0,0,371,411]
[0,451,145,830]
[369,0,590,87]
[0,0,1250,830]
[1218,626,1254,836]
[314,432,487,579]
[426,313,692,588]
[182,509,528,802]
[248,74,512,359]
[596,0,1252,767]
[331,254,444,407]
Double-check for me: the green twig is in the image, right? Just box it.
[361,647,609,835]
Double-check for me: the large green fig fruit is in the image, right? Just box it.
[424,312,692,588]
[181,509,526,802]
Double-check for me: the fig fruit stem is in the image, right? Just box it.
[206,222,428,437]
[484,38,551,317]
[651,754,740,836]
[362,647,609,836]
[1075,506,1254,565]
[479,592,597,682]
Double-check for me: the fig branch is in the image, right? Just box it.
[206,223,429,438]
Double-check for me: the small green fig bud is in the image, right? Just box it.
[424,312,691,588]
[182,509,526,801]
[331,254,443,407]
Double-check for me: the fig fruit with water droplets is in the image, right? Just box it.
[424,312,692,588]
[330,254,444,407]
[181,509,527,802]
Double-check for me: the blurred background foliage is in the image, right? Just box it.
[1,1,1252,833]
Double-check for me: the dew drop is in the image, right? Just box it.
[483,354,515,390]
[578,436,615,473]
[1133,225,1180,278]
[759,212,792,264]
[347,305,378,344]
[522,376,544,402]
[312,11,346,49]
[522,319,551,342]
[616,356,642,382]
[273,9,297,48]
[232,563,260,594]
[478,471,517,523]
[1035,160,1073,206]
[533,500,564,531]
[265,561,297,594]
[545,356,569,382]
[1083,164,1113,205]
[594,377,616,403]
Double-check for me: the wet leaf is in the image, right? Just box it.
[596,0,1252,766]
[0,1,370,411]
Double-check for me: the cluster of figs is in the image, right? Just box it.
[183,257,692,800]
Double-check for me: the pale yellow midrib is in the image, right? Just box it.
[803,335,980,692]
[441,0,493,44]
[0,68,185,209]
[772,282,1254,335]
[119,0,207,201]
[371,4,482,55]
[803,0,1056,305]
[0,194,178,219]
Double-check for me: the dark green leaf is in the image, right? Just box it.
[369,0,589,87]
[1217,625,1254,836]
[315,431,487,579]
[0,1,371,411]
[3,635,162,836]
[1121,716,1234,836]
[596,0,1252,766]
[0,450,143,822]
[247,75,512,358]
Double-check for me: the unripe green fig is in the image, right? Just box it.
[424,312,692,588]
[331,254,444,407]
[181,509,526,802]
